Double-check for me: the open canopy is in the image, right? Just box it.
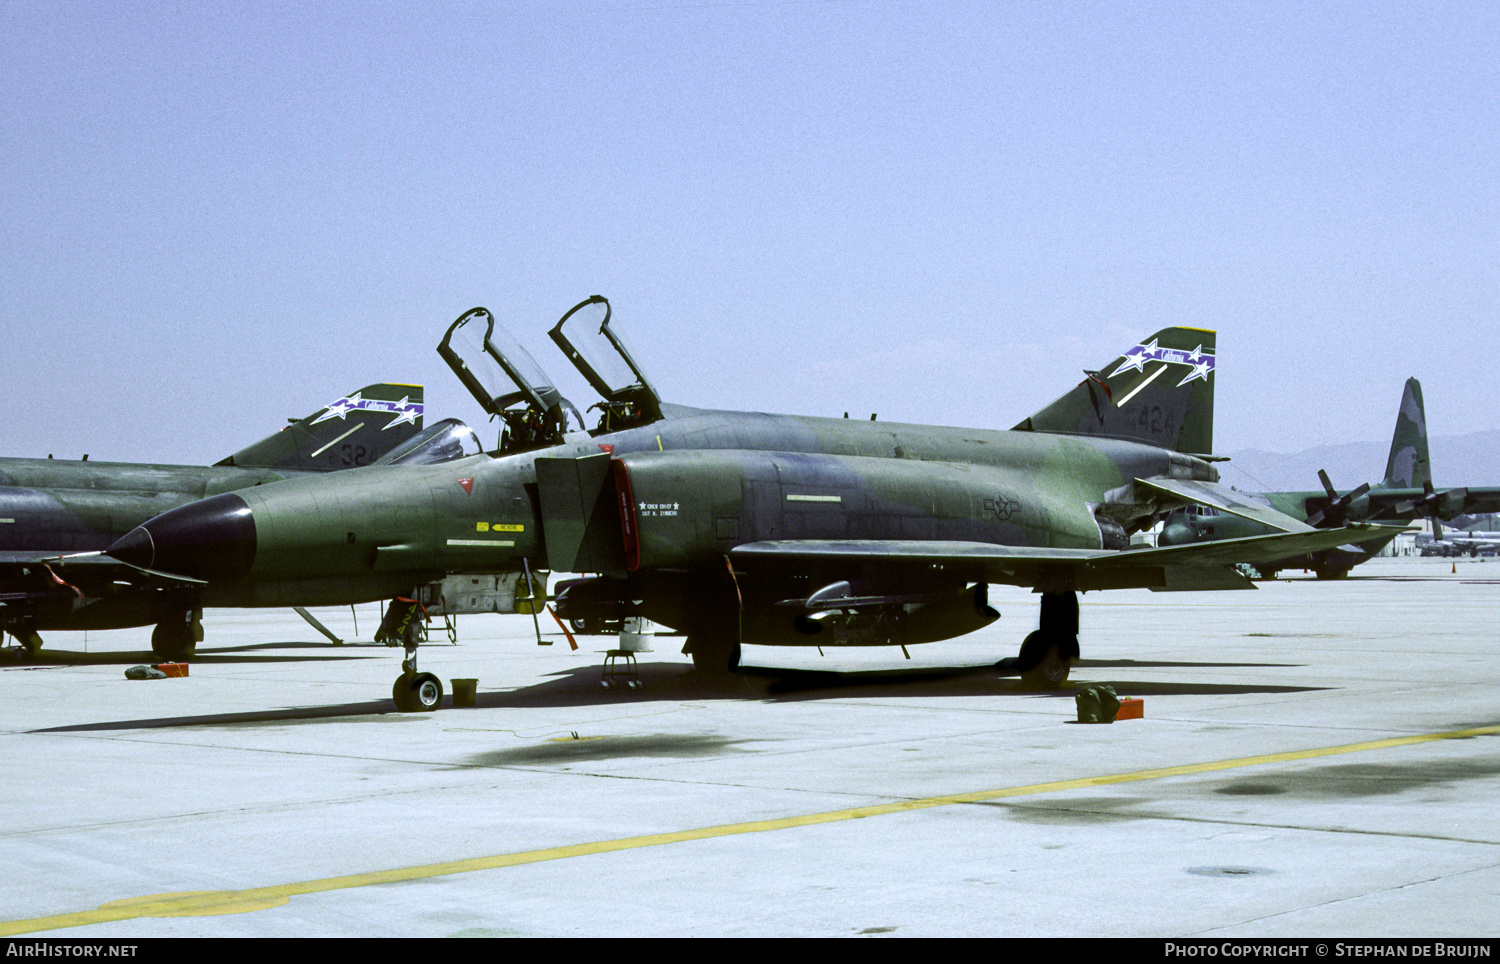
[548,295,662,429]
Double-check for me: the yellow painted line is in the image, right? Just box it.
[3,723,1495,936]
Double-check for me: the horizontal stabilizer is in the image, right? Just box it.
[1135,478,1314,533]
[1121,524,1407,566]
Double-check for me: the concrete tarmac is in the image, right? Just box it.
[0,557,1496,937]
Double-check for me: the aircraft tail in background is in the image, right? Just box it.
[216,383,424,472]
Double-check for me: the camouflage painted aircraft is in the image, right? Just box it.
[0,383,460,660]
[101,298,1394,710]
[1158,378,1500,578]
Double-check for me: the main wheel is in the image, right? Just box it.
[686,636,741,674]
[151,619,197,661]
[1017,631,1071,688]
[16,630,42,658]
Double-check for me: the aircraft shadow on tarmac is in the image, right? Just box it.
[29,656,1330,734]
[4,640,387,667]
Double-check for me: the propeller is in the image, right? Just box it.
[1393,480,1469,542]
[1304,470,1371,528]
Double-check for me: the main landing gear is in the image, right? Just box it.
[4,626,43,659]
[1012,591,1079,688]
[682,635,741,675]
[151,609,201,662]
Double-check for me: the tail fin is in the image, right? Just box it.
[1381,377,1430,489]
[1012,328,1215,454]
[215,384,424,471]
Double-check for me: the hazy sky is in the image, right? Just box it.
[3,1,1496,466]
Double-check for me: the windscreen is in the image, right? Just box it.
[372,418,483,465]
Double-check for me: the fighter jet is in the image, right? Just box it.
[103,297,1393,709]
[0,383,482,660]
[1157,378,1500,578]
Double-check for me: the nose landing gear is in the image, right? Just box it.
[381,597,444,712]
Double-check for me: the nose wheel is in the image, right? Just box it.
[389,605,442,711]
[393,670,444,712]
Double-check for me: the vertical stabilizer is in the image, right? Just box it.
[216,384,424,472]
[1013,328,1215,454]
[1382,377,1430,489]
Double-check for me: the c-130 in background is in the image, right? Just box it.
[103,297,1395,710]
[1157,377,1500,578]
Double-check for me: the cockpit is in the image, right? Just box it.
[372,418,484,466]
[436,296,663,456]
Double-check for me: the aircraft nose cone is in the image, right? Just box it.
[1158,522,1196,546]
[106,492,257,581]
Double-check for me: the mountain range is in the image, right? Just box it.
[1218,430,1500,493]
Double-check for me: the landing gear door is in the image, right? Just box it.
[437,307,583,453]
[549,296,663,430]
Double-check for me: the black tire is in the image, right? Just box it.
[17,630,42,658]
[392,673,443,711]
[392,675,417,711]
[151,619,196,661]
[686,636,741,674]
[1314,568,1349,580]
[1017,631,1071,688]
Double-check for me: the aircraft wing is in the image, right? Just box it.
[1332,485,1500,523]
[1134,477,1314,532]
[730,524,1401,595]
[1457,488,1500,516]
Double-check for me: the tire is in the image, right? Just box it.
[393,672,443,711]
[17,630,42,658]
[686,636,741,674]
[413,673,443,710]
[151,619,196,661]
[1017,631,1071,688]
[392,675,416,711]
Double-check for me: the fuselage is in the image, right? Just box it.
[0,457,287,556]
[115,404,1217,612]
